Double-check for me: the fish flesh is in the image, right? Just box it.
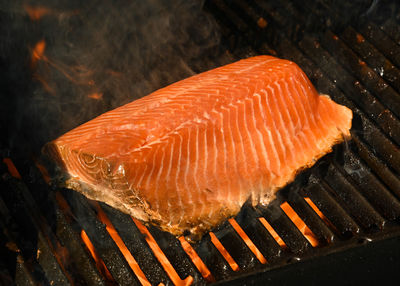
[44,56,352,239]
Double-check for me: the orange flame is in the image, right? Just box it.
[96,205,151,286]
[258,217,287,248]
[24,5,79,21]
[55,193,113,282]
[280,202,319,247]
[132,219,193,286]
[358,59,367,66]
[33,74,55,95]
[178,237,215,282]
[24,5,52,21]
[30,42,89,86]
[228,219,267,264]
[30,39,101,95]
[209,232,239,271]
[257,17,268,28]
[88,92,103,100]
[356,33,365,43]
[31,40,46,68]
[3,158,22,179]
[80,229,114,281]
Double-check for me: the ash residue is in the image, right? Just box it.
[1,0,222,155]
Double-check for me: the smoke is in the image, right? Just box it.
[1,0,222,154]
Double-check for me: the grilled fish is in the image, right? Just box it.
[45,56,352,239]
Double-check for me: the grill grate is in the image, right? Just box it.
[1,0,400,285]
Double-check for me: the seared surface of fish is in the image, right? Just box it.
[45,56,352,238]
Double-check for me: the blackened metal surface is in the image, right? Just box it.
[146,224,204,284]
[61,190,140,286]
[100,203,173,286]
[214,234,400,286]
[259,204,312,254]
[235,205,283,263]
[210,223,255,271]
[304,180,361,237]
[194,236,235,281]
[286,191,335,245]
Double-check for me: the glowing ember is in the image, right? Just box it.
[24,5,52,21]
[359,59,367,66]
[257,17,268,28]
[179,237,215,282]
[96,204,151,286]
[132,219,193,286]
[80,229,114,281]
[24,5,79,21]
[31,40,46,67]
[88,92,103,100]
[258,217,287,248]
[280,202,319,247]
[356,33,365,43]
[228,219,267,264]
[3,158,22,179]
[209,232,239,271]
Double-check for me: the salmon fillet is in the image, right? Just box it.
[45,56,352,239]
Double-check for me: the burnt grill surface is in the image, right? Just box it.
[1,0,400,285]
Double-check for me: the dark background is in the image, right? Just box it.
[1,0,395,157]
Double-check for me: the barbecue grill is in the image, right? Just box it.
[1,0,400,285]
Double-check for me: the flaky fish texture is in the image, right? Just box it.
[45,56,352,239]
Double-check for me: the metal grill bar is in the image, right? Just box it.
[333,148,400,220]
[194,236,235,281]
[286,191,335,245]
[379,18,400,45]
[358,22,400,69]
[322,164,386,230]
[322,30,400,128]
[100,203,172,285]
[352,137,400,198]
[0,196,46,286]
[341,26,400,95]
[0,176,71,285]
[304,178,360,237]
[234,205,283,263]
[54,195,107,285]
[61,190,139,285]
[258,204,311,254]
[211,222,259,270]
[136,221,197,285]
[17,158,109,286]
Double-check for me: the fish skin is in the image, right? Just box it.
[44,56,352,239]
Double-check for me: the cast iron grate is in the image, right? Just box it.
[1,0,400,285]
